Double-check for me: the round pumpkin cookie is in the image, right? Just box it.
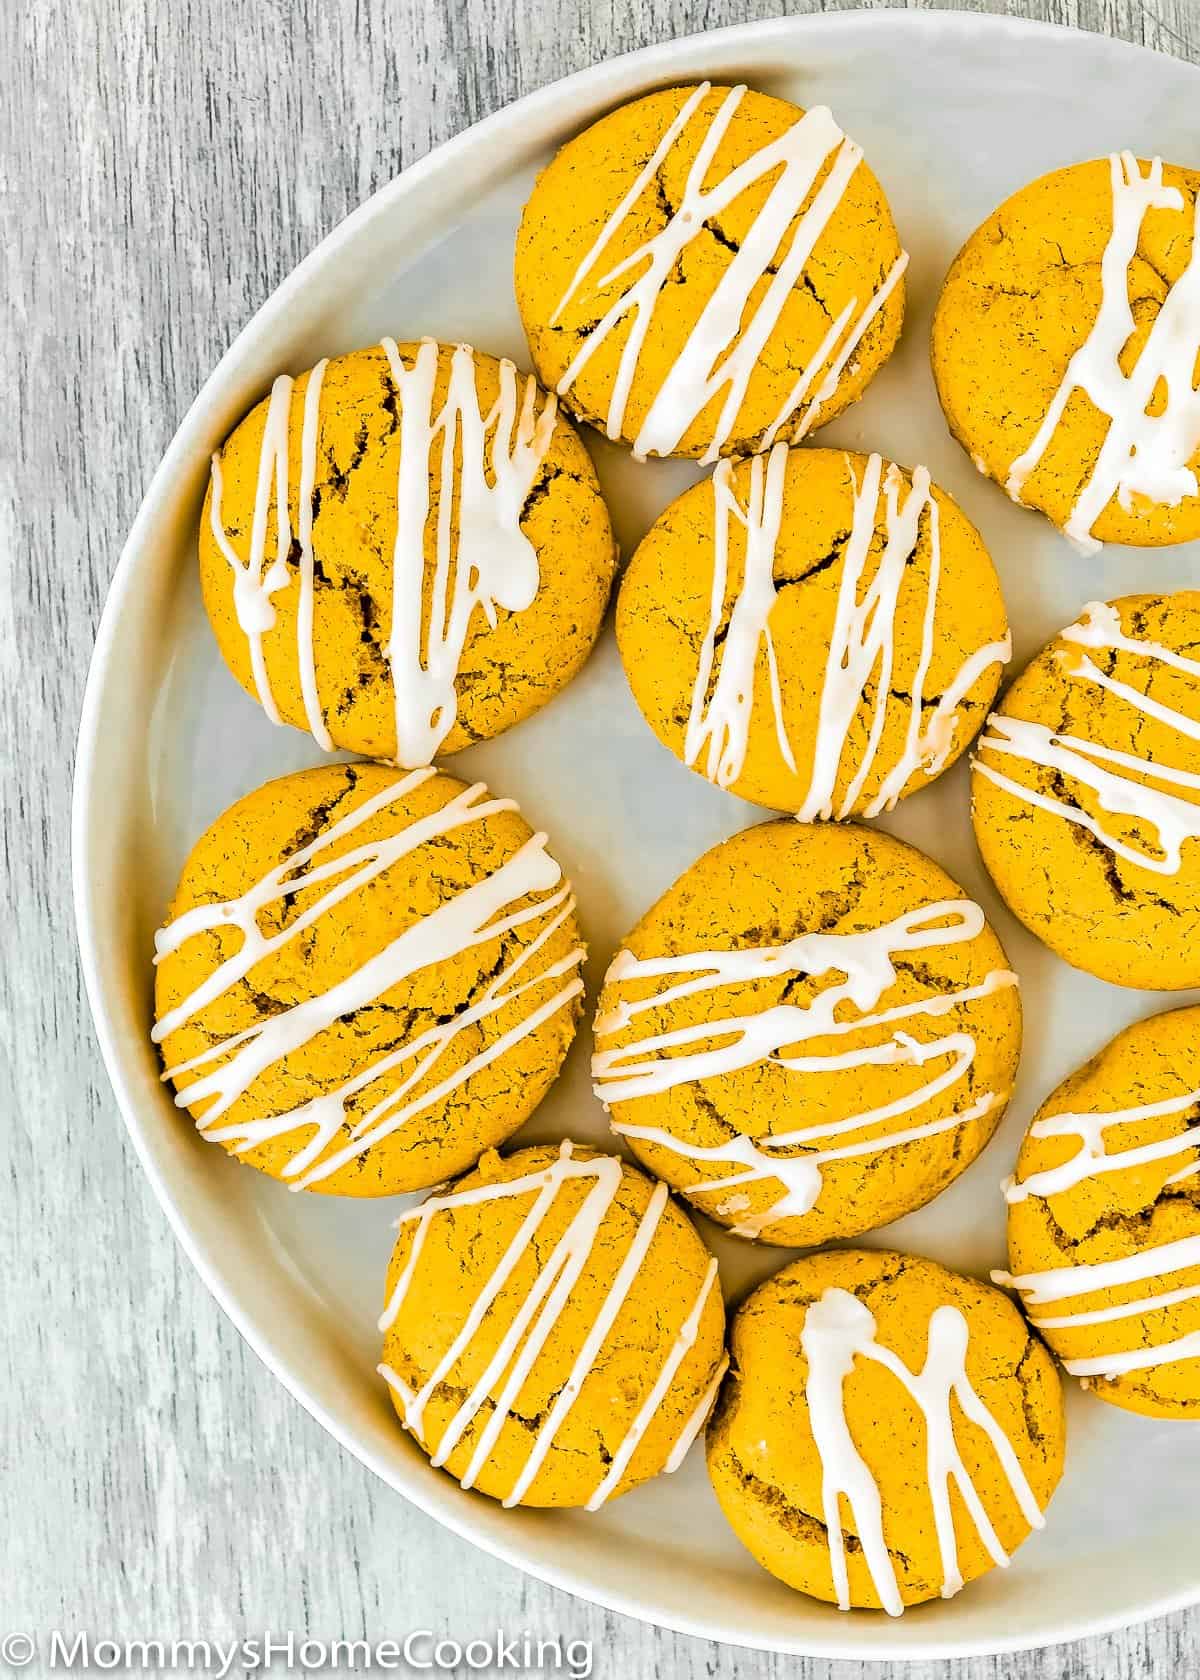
[997,1006,1200,1420]
[152,762,585,1195]
[616,445,1010,815]
[378,1141,728,1508]
[515,82,907,462]
[933,153,1200,552]
[706,1248,1065,1614]
[972,594,1200,989]
[592,820,1021,1247]
[200,338,617,764]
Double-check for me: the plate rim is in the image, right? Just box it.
[72,7,1200,1658]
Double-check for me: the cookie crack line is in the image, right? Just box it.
[651,157,840,305]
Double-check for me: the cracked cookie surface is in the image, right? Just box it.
[592,820,1022,1247]
[616,446,1009,815]
[153,763,584,1195]
[706,1248,1065,1611]
[378,1142,727,1507]
[1001,1005,1200,1419]
[514,84,905,460]
[200,341,617,762]
[932,156,1200,548]
[971,593,1200,989]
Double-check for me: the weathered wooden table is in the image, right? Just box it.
[6,1,1198,1674]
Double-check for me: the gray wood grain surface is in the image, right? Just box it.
[6,0,1200,1674]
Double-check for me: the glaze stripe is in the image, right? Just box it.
[802,456,1009,821]
[296,359,332,749]
[662,1343,730,1475]
[207,897,583,1190]
[995,1234,1200,1377]
[1027,1282,1200,1331]
[155,767,475,1033]
[1059,1328,1200,1378]
[584,1259,723,1510]
[209,376,295,723]
[161,837,559,1117]
[1004,1080,1200,1205]
[762,252,908,449]
[997,1233,1200,1304]
[379,338,557,766]
[684,443,796,788]
[615,1088,1003,1239]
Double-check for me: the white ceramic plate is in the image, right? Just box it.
[74,10,1200,1658]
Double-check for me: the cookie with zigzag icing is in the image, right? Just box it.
[972,594,1200,988]
[616,445,1009,816]
[707,1248,1064,1613]
[515,83,906,461]
[933,155,1200,552]
[592,820,1021,1247]
[200,340,616,764]
[998,1005,1200,1419]
[378,1142,727,1507]
[153,762,584,1194]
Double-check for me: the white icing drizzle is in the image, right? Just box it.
[209,360,333,742]
[1026,1281,1200,1331]
[616,1086,1004,1240]
[761,255,909,451]
[994,1234,1200,1379]
[683,448,1009,807]
[207,341,556,763]
[378,338,558,766]
[802,1288,1044,1616]
[296,360,332,749]
[155,772,583,1190]
[551,83,908,463]
[805,456,1010,820]
[1064,597,1200,674]
[377,1142,723,1507]
[662,1347,730,1476]
[593,900,1016,1234]
[1005,153,1200,554]
[207,889,581,1191]
[974,600,1200,875]
[1005,1080,1200,1205]
[684,443,797,787]
[1060,1327,1200,1378]
[209,375,297,723]
[585,1265,724,1509]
